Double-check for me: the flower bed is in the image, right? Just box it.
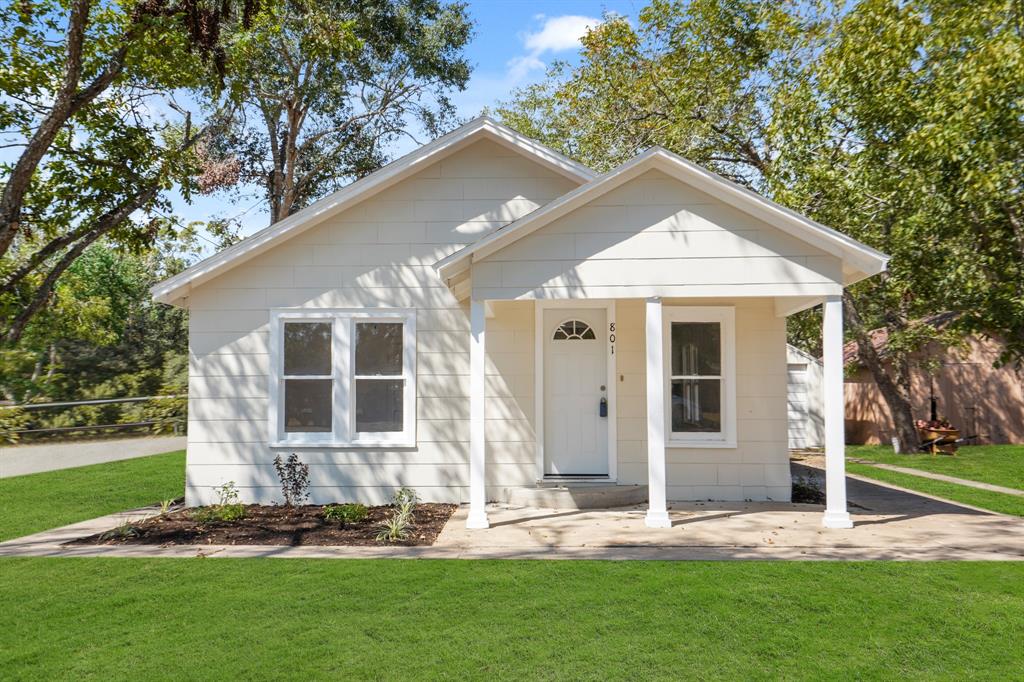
[71,503,456,547]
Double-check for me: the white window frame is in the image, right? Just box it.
[662,306,736,448]
[269,309,416,448]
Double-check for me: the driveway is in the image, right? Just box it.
[0,436,186,478]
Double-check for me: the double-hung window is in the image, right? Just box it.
[662,306,736,447]
[270,310,416,447]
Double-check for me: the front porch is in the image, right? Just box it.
[463,295,853,531]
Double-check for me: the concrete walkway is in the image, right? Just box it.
[0,436,186,478]
[2,471,1023,560]
[851,459,1024,497]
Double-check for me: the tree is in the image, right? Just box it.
[0,0,253,343]
[496,0,1023,450]
[199,0,472,223]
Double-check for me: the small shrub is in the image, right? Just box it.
[158,499,175,517]
[273,453,310,506]
[791,475,826,505]
[323,503,368,525]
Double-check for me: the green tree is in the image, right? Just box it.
[497,0,1023,450]
[199,0,472,223]
[0,0,253,343]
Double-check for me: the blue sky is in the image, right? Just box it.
[178,1,642,247]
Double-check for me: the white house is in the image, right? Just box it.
[786,344,825,449]
[152,117,888,530]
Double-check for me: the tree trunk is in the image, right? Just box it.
[0,0,90,257]
[842,292,919,453]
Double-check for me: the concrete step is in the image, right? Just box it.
[501,484,648,509]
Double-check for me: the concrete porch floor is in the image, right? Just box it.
[433,470,1024,560]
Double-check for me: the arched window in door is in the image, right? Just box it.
[552,320,596,340]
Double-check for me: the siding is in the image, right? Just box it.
[472,169,843,300]
[786,345,825,448]
[613,298,791,502]
[185,139,578,505]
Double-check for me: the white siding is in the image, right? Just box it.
[614,298,792,502]
[472,169,843,301]
[786,345,825,448]
[185,139,577,505]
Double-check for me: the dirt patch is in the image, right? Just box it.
[70,503,457,547]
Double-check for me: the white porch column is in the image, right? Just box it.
[822,295,853,529]
[645,296,671,528]
[467,297,489,529]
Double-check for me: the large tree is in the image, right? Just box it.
[497,0,1023,450]
[0,0,254,343]
[200,0,472,223]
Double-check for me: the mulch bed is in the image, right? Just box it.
[70,503,457,547]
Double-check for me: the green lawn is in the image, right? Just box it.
[845,462,1024,517]
[0,450,185,541]
[847,444,1024,490]
[0,559,1022,679]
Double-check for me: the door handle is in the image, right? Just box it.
[599,397,608,418]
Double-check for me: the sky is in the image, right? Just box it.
[175,0,643,249]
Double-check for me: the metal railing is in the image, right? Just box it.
[1,395,187,440]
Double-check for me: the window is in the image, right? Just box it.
[270,310,416,446]
[662,307,736,447]
[552,319,596,340]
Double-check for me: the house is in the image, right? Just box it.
[152,117,889,530]
[786,345,824,449]
[844,322,1024,445]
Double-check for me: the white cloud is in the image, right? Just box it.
[523,14,601,54]
[452,13,604,119]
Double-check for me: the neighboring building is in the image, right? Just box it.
[152,117,888,530]
[845,328,1024,445]
[786,344,824,449]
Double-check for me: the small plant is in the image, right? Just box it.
[393,487,419,522]
[158,499,175,517]
[323,503,368,526]
[375,510,411,542]
[274,453,310,507]
[191,481,246,523]
[100,521,139,542]
[376,487,420,543]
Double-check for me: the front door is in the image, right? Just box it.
[543,308,609,476]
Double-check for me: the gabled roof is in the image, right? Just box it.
[151,116,595,306]
[435,147,890,286]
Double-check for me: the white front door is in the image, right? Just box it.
[543,308,609,475]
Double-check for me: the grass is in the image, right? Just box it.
[0,559,1022,680]
[848,444,1024,490]
[0,450,185,542]
[846,462,1024,517]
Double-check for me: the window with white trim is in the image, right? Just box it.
[662,307,736,447]
[271,310,416,446]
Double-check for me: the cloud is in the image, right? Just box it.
[452,13,604,119]
[523,14,602,54]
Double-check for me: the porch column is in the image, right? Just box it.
[467,297,490,529]
[822,295,853,528]
[645,296,671,528]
